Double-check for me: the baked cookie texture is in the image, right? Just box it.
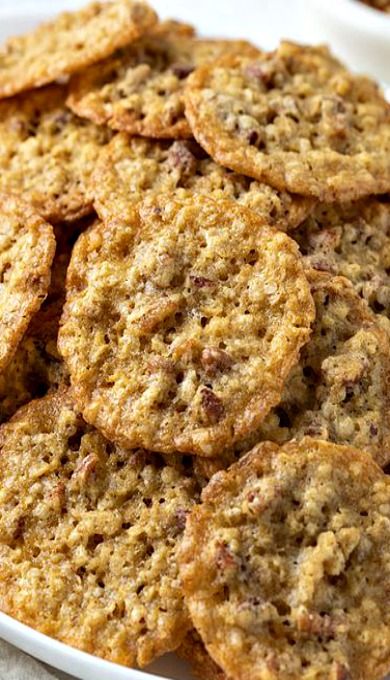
[0,85,112,223]
[0,0,157,98]
[0,194,55,373]
[59,196,314,456]
[0,217,91,424]
[68,32,259,138]
[0,391,198,667]
[92,134,314,230]
[179,438,390,680]
[252,272,390,468]
[184,41,390,201]
[293,197,390,322]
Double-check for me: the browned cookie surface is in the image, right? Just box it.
[0,0,157,98]
[0,86,111,222]
[59,196,314,456]
[0,194,55,372]
[185,42,390,201]
[0,218,91,424]
[179,438,390,680]
[250,272,390,468]
[68,33,259,138]
[293,197,390,322]
[92,135,314,230]
[0,391,198,667]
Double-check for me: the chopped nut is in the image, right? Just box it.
[171,63,194,79]
[215,541,236,571]
[200,347,233,376]
[167,141,197,176]
[200,387,224,424]
[189,274,215,288]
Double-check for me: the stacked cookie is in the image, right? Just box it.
[0,2,389,678]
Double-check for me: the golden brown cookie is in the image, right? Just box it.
[58,195,314,456]
[185,42,390,201]
[253,272,390,468]
[0,217,91,424]
[0,0,157,98]
[0,85,111,222]
[178,631,229,680]
[179,438,390,680]
[0,194,55,372]
[293,197,390,321]
[92,135,314,230]
[0,391,198,667]
[68,34,259,138]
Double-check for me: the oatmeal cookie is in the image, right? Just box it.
[59,196,314,456]
[293,197,390,321]
[179,438,390,680]
[0,0,157,98]
[0,85,111,222]
[68,34,259,138]
[252,272,390,468]
[0,391,198,667]
[92,135,314,230]
[0,217,90,424]
[0,194,55,372]
[185,42,390,201]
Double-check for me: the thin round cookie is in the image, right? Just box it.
[179,438,390,680]
[293,197,390,321]
[0,217,91,424]
[0,391,198,667]
[0,85,111,222]
[92,135,314,230]
[185,41,390,201]
[0,0,157,98]
[249,272,390,468]
[0,194,55,373]
[58,196,314,456]
[68,34,259,138]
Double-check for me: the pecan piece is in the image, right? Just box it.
[171,63,195,79]
[200,387,224,424]
[167,140,197,176]
[201,347,233,376]
[215,541,236,571]
[190,275,215,288]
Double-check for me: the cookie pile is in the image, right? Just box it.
[0,2,389,679]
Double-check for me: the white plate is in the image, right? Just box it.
[0,3,388,680]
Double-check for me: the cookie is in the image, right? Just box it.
[179,438,390,680]
[0,0,157,98]
[68,34,259,138]
[360,0,390,11]
[178,631,229,680]
[58,195,314,456]
[0,217,91,424]
[0,194,55,373]
[293,197,390,321]
[92,135,314,230]
[254,272,390,468]
[184,41,390,201]
[0,85,111,222]
[0,391,198,667]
